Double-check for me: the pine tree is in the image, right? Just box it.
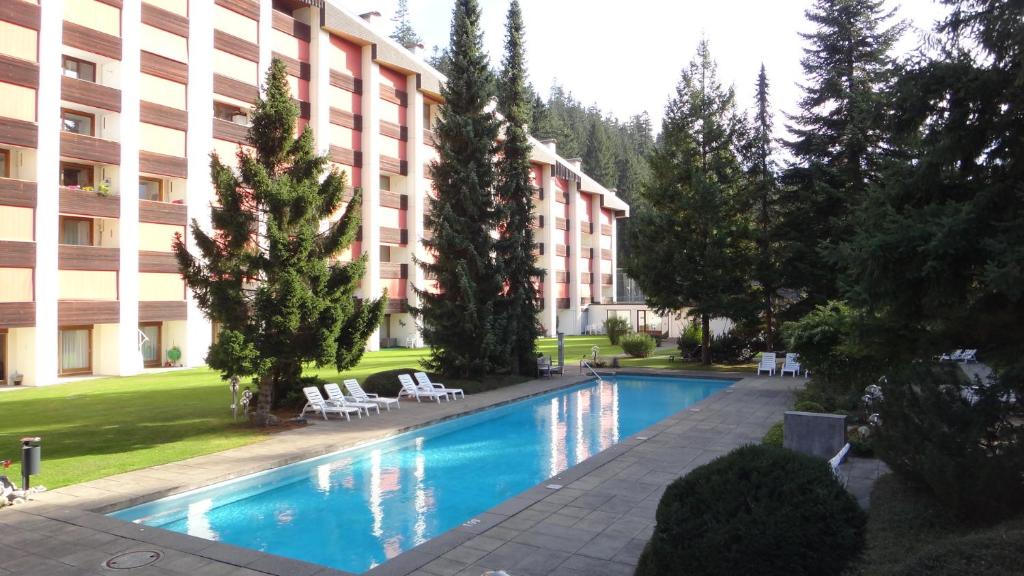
[626,40,752,365]
[780,0,905,316]
[494,0,544,376]
[414,0,503,378]
[389,0,422,50]
[743,65,783,350]
[174,59,384,425]
[582,118,618,187]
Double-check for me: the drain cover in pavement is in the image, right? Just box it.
[104,551,162,569]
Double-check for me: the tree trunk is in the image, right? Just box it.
[765,294,775,352]
[701,313,711,365]
[251,373,278,426]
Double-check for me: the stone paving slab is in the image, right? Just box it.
[4,370,802,576]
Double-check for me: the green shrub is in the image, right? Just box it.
[634,444,865,576]
[793,400,826,413]
[361,368,418,397]
[886,528,1024,576]
[782,301,885,410]
[604,316,631,345]
[677,323,702,358]
[762,421,783,446]
[621,333,656,358]
[851,473,1024,575]
[848,424,875,457]
[708,330,749,363]
[874,363,1024,523]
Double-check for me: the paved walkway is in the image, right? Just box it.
[0,371,800,576]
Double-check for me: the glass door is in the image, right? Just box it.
[140,323,161,368]
[0,331,6,382]
[59,327,91,375]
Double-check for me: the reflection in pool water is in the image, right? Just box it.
[111,375,730,573]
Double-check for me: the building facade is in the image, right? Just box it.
[0,0,628,386]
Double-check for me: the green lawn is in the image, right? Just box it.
[0,335,736,489]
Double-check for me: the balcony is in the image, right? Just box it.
[385,299,409,314]
[59,186,120,219]
[60,131,120,165]
[139,199,187,226]
[0,178,37,208]
[380,263,408,279]
[61,76,121,112]
[0,240,34,267]
[58,244,119,271]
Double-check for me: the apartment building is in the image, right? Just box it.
[0,0,628,386]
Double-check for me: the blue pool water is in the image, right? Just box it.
[111,374,730,573]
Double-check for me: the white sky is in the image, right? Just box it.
[346,0,951,136]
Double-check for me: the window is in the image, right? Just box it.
[139,177,163,202]
[62,55,96,82]
[60,162,94,187]
[379,314,392,348]
[607,309,631,329]
[139,323,162,368]
[379,245,391,263]
[423,102,433,128]
[214,102,248,125]
[0,148,9,178]
[59,326,92,375]
[61,109,95,136]
[379,175,391,192]
[0,329,7,382]
[60,216,93,246]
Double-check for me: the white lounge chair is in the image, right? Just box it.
[398,373,448,402]
[757,352,777,376]
[781,353,803,377]
[960,349,978,363]
[344,379,400,411]
[324,383,380,416]
[829,442,851,486]
[939,349,964,361]
[300,387,359,421]
[414,372,464,399]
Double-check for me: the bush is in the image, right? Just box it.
[874,363,1024,523]
[621,333,656,358]
[635,444,865,576]
[782,301,885,410]
[793,400,826,413]
[708,330,745,363]
[887,528,1024,576]
[361,368,419,397]
[604,316,630,345]
[762,421,783,446]
[850,473,1024,575]
[677,323,702,359]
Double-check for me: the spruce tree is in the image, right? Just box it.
[494,0,544,376]
[582,118,618,188]
[839,0,1024,378]
[415,0,503,378]
[626,40,751,365]
[174,59,384,425]
[743,65,783,350]
[780,0,905,316]
[389,0,422,50]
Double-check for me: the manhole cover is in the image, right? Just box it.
[104,551,162,570]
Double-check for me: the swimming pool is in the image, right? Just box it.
[111,374,731,573]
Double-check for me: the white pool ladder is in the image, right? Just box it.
[580,360,603,382]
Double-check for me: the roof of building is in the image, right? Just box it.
[317,0,629,216]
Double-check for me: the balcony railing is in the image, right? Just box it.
[616,269,646,304]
